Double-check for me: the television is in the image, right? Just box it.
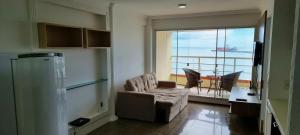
[254,11,267,100]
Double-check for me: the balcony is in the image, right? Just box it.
[167,56,253,99]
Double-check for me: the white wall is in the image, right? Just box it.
[0,0,33,52]
[156,31,173,81]
[288,0,300,133]
[112,4,146,91]
[40,0,109,15]
[1,0,148,132]
[36,1,106,30]
[257,1,274,133]
[1,0,114,134]
[34,0,110,123]
[259,0,300,134]
[268,0,295,100]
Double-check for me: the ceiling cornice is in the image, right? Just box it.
[40,0,110,15]
[149,9,261,20]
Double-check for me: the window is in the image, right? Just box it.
[171,28,255,83]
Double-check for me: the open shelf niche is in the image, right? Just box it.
[38,23,84,48]
[37,23,111,49]
[66,48,111,135]
[84,29,111,48]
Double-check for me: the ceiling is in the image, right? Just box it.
[70,0,265,16]
[112,0,265,16]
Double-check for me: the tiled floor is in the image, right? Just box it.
[89,103,259,135]
[186,87,231,99]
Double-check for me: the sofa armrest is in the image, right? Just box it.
[157,81,176,88]
[116,91,156,122]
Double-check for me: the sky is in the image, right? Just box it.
[172,28,255,53]
[170,28,255,80]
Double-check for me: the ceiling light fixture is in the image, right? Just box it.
[178,3,187,9]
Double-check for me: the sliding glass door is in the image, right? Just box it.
[225,28,255,87]
[155,28,255,100]
[215,28,255,98]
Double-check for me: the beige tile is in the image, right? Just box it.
[89,103,259,135]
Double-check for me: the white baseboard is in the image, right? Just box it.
[72,115,110,135]
[69,111,112,135]
[110,115,118,121]
[188,95,230,106]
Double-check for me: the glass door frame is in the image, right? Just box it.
[154,27,255,101]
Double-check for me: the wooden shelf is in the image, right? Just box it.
[84,29,111,48]
[268,99,289,135]
[66,79,108,91]
[38,23,84,48]
[37,23,111,49]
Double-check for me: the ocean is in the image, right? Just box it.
[172,47,253,80]
[170,28,255,80]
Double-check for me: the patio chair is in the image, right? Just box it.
[183,68,203,95]
[218,71,242,95]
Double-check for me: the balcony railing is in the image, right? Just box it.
[171,56,253,80]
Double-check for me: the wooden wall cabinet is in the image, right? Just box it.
[84,29,111,48]
[38,23,84,48]
[37,23,111,49]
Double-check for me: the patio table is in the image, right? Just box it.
[207,75,221,95]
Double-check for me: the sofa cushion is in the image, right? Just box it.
[126,76,146,92]
[149,88,189,106]
[151,88,189,97]
[150,88,189,122]
[143,72,158,91]
[151,91,180,106]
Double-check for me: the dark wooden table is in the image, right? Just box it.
[229,87,261,117]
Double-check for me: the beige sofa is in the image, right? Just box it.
[116,73,189,122]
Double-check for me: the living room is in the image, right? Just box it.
[1,0,300,135]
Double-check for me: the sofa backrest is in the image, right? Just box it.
[143,72,158,91]
[125,76,146,92]
[124,72,158,92]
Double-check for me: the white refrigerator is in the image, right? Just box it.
[0,54,18,135]
[0,53,68,135]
